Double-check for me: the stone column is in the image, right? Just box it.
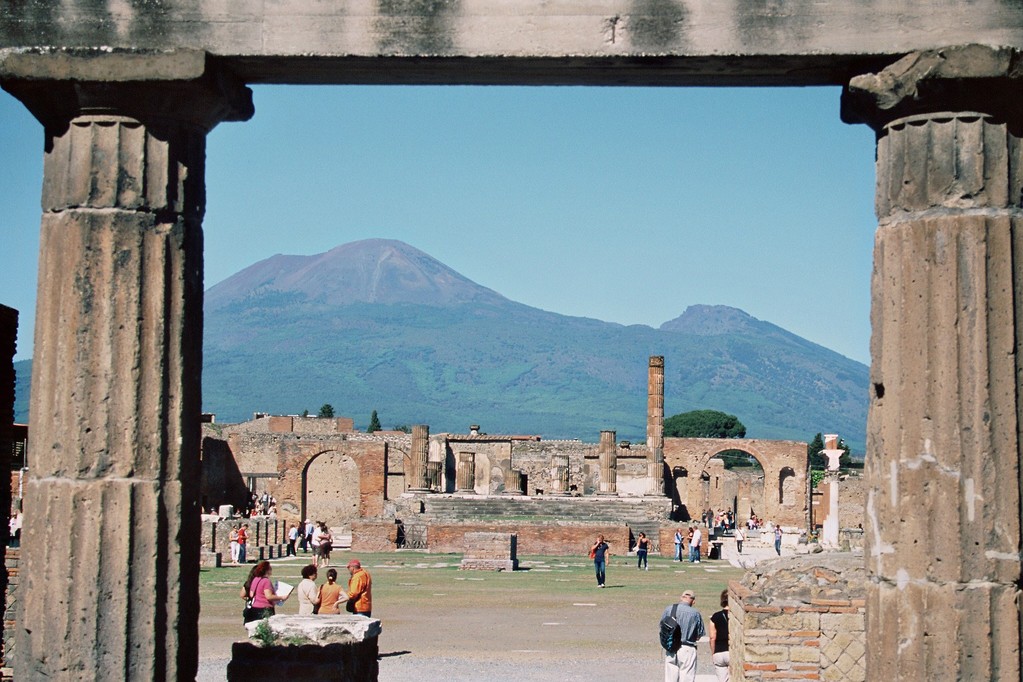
[426,461,442,491]
[820,434,843,549]
[408,424,431,492]
[3,65,253,680]
[598,430,617,495]
[502,469,523,495]
[842,45,1023,681]
[456,452,476,493]
[646,356,665,495]
[550,454,570,495]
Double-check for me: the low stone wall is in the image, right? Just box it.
[426,522,629,556]
[351,520,400,552]
[730,553,866,681]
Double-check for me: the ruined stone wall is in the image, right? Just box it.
[0,305,16,671]
[731,554,866,681]
[510,440,593,494]
[2,549,18,673]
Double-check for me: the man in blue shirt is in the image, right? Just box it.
[662,589,706,682]
[590,535,611,587]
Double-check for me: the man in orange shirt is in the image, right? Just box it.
[346,559,372,617]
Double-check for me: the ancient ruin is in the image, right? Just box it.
[2,3,1022,680]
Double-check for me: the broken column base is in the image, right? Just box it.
[460,531,518,571]
[228,615,380,681]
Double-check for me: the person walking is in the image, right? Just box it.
[661,589,706,682]
[774,524,783,556]
[229,524,240,565]
[237,523,248,564]
[734,527,744,554]
[636,532,650,570]
[709,589,731,681]
[345,559,373,617]
[287,523,299,557]
[591,534,610,587]
[674,528,684,562]
[689,525,702,563]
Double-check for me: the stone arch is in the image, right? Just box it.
[663,437,807,528]
[303,450,360,528]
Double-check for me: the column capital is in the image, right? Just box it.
[2,57,253,134]
[841,45,1023,131]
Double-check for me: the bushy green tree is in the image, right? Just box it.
[663,410,746,438]
[367,410,382,433]
[318,403,335,418]
[393,424,412,434]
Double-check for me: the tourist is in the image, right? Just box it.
[310,521,322,561]
[287,523,299,556]
[636,531,650,570]
[244,560,289,623]
[319,568,345,615]
[709,589,730,681]
[689,525,702,563]
[734,526,744,554]
[774,524,782,556]
[237,523,249,564]
[590,534,610,587]
[297,564,321,615]
[239,563,260,622]
[345,559,372,617]
[317,522,333,568]
[229,524,240,565]
[9,510,21,548]
[674,528,684,562]
[662,589,705,682]
[304,519,315,553]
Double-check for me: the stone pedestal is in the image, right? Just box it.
[459,531,518,571]
[843,45,1023,681]
[230,615,380,681]
[4,71,253,680]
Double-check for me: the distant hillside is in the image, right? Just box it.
[201,239,869,452]
[13,240,869,453]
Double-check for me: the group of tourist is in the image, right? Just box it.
[286,519,334,566]
[672,526,704,563]
[228,523,249,565]
[241,558,372,624]
[661,588,731,682]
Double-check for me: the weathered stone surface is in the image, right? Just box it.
[244,615,380,646]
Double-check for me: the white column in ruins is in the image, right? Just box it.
[843,46,1023,681]
[408,424,431,492]
[4,69,253,680]
[456,452,477,493]
[646,356,665,495]
[820,434,844,549]
[598,430,617,495]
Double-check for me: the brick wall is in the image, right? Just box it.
[730,554,865,681]
[2,549,18,675]
[426,522,629,556]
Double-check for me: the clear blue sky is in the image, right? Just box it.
[1,84,877,364]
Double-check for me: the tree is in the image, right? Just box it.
[663,410,746,438]
[393,424,412,434]
[318,403,335,418]
[367,410,381,433]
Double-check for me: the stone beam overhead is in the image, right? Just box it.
[3,2,1023,85]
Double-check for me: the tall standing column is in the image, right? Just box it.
[842,45,1023,681]
[598,430,617,495]
[408,424,431,492]
[646,356,665,495]
[3,66,252,680]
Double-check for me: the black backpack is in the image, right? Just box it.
[659,603,682,653]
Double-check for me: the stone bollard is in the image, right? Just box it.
[228,615,380,681]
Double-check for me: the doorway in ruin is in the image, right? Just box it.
[303,450,360,528]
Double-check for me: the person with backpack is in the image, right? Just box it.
[660,589,706,682]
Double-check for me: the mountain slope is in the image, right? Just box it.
[199,239,869,451]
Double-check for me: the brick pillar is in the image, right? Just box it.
[408,424,430,492]
[3,69,252,680]
[598,430,617,495]
[842,45,1023,681]
[646,356,665,495]
[456,452,476,493]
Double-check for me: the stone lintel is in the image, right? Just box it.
[0,47,208,81]
[842,45,1023,129]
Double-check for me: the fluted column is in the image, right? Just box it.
[408,424,431,492]
[426,461,442,491]
[598,430,617,495]
[456,452,476,493]
[842,45,1023,682]
[646,356,665,495]
[550,454,570,495]
[4,70,252,680]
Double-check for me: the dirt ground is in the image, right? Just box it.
[198,551,743,681]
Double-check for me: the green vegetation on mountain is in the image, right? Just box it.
[663,409,747,439]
